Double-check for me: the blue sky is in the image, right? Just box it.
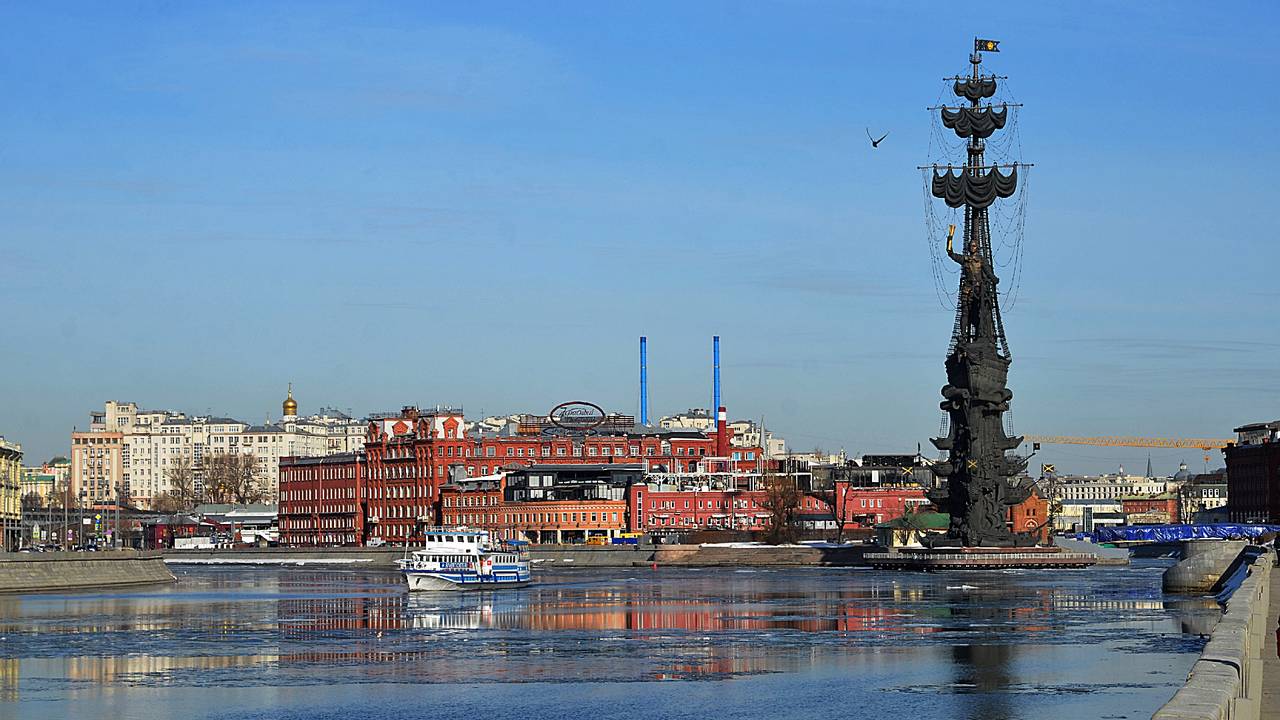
[1,1,1276,474]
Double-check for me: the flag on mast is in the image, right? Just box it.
[975,38,1001,53]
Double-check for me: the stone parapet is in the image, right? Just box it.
[0,550,176,593]
[1153,549,1272,719]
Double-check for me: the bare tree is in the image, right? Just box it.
[203,453,264,505]
[760,473,802,545]
[159,465,201,512]
[820,481,854,544]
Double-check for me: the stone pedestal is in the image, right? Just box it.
[865,545,1097,570]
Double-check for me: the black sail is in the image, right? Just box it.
[941,106,1008,139]
[953,77,996,102]
[931,165,1018,209]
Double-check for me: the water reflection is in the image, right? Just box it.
[0,563,1213,719]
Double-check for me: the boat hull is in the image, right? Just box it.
[403,570,532,592]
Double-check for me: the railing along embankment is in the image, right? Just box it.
[1153,549,1272,720]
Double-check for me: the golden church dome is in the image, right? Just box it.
[283,384,298,417]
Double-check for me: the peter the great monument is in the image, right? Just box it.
[871,39,1095,569]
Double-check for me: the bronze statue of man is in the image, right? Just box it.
[946,224,987,293]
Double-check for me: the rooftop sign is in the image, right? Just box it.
[546,401,606,437]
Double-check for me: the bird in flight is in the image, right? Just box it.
[866,128,889,148]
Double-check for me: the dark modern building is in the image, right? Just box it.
[1223,421,1280,523]
[504,464,645,502]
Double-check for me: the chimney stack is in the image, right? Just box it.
[639,336,649,426]
[712,335,721,423]
[716,406,729,458]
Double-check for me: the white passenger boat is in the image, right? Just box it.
[396,527,532,592]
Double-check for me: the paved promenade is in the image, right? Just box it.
[1263,565,1280,718]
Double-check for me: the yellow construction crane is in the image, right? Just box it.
[1023,435,1233,466]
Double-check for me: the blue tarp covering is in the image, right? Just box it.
[1088,524,1280,543]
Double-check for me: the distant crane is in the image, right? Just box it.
[1023,435,1234,470]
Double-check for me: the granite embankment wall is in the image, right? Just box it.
[0,551,176,593]
[1153,549,1272,720]
[654,544,872,566]
[161,544,874,568]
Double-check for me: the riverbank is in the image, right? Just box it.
[0,550,176,594]
[1153,548,1273,719]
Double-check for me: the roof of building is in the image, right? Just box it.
[281,452,364,466]
[876,512,950,530]
[193,503,277,517]
[1234,421,1280,433]
[515,463,647,473]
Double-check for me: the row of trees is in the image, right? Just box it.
[150,453,267,513]
[21,454,266,514]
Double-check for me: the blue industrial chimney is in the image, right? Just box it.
[713,335,721,420]
[639,336,649,426]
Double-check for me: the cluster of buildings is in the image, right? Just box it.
[66,391,366,508]
[276,401,1050,548]
[278,404,784,545]
[276,406,1053,546]
[16,378,1280,552]
[1047,463,1220,532]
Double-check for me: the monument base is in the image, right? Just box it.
[865,545,1098,571]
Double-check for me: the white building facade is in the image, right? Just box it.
[73,391,365,508]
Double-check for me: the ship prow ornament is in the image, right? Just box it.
[922,39,1039,548]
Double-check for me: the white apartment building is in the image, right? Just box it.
[1055,472,1171,501]
[659,409,715,432]
[727,419,787,458]
[73,390,365,508]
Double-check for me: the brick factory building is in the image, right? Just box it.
[1224,421,1280,523]
[279,406,764,546]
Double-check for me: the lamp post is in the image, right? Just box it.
[78,490,86,549]
[62,481,70,550]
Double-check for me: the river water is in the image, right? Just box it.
[0,560,1216,720]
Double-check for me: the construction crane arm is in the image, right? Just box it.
[1023,435,1232,451]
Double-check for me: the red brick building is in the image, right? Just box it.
[1224,421,1280,523]
[1120,494,1180,524]
[278,452,366,545]
[279,406,763,546]
[628,484,928,534]
[1008,490,1051,543]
